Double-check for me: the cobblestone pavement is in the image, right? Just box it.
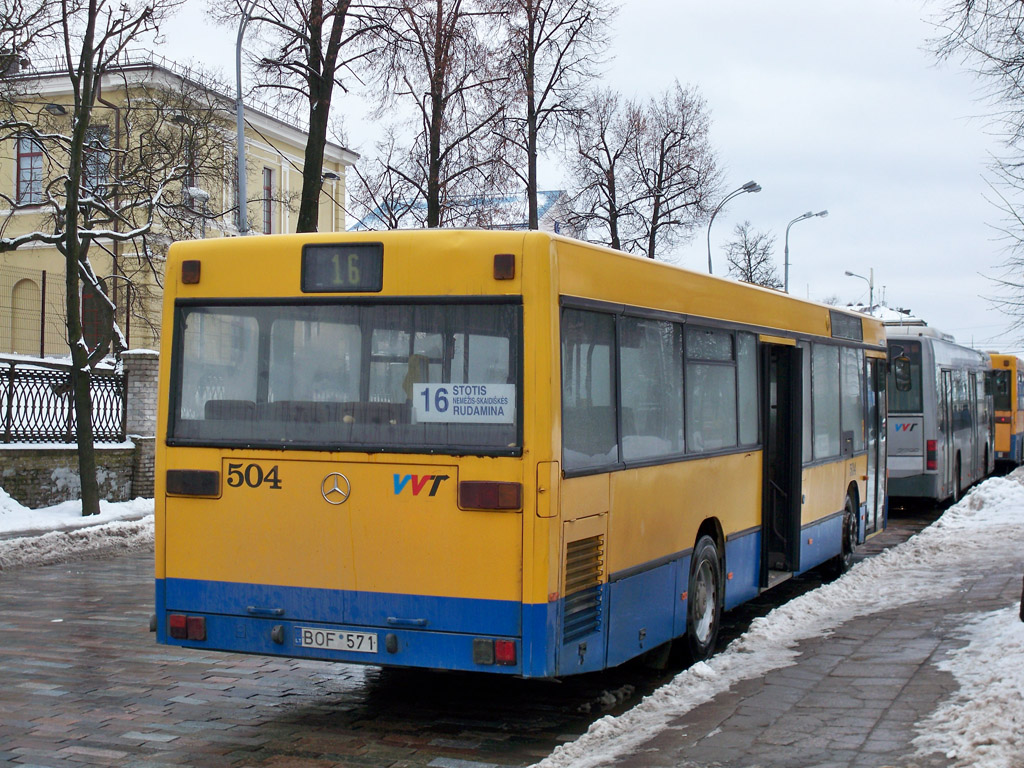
[0,506,951,768]
[0,549,663,768]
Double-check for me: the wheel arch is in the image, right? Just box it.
[695,517,725,565]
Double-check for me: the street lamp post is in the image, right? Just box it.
[186,187,211,238]
[235,0,258,234]
[783,209,828,293]
[706,180,761,275]
[845,268,874,313]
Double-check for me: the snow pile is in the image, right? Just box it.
[912,606,1024,768]
[535,474,1024,768]
[0,486,154,570]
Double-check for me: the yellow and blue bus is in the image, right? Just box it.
[154,230,887,677]
[990,353,1024,468]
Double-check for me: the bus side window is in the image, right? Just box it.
[561,309,618,471]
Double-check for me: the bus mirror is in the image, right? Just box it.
[893,356,912,392]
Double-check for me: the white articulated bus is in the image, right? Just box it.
[887,328,994,502]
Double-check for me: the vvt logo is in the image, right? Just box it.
[393,474,450,497]
[894,423,917,432]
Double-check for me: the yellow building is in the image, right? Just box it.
[0,52,357,356]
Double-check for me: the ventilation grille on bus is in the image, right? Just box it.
[563,535,604,644]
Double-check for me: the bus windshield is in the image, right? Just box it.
[887,340,923,413]
[993,369,1012,411]
[168,300,521,454]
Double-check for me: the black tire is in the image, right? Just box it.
[828,495,857,577]
[685,536,723,662]
[953,455,962,503]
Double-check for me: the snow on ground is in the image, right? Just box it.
[0,486,153,570]
[911,605,1024,767]
[536,474,1024,768]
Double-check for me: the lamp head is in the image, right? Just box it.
[186,186,211,204]
[815,210,829,218]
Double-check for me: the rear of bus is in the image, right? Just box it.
[991,354,1023,467]
[154,231,556,676]
[886,336,935,497]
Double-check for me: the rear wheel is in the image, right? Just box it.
[685,536,723,662]
[828,495,857,577]
[952,455,962,503]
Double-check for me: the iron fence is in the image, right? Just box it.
[1,356,126,444]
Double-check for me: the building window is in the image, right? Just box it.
[82,125,110,195]
[16,135,43,204]
[262,167,274,234]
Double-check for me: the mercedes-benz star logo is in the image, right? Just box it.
[321,472,352,505]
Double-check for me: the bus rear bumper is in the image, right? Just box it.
[154,578,561,677]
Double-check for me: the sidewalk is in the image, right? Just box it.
[609,567,1020,768]
[542,476,1024,768]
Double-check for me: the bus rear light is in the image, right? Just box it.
[459,481,522,511]
[997,415,1011,424]
[472,638,517,666]
[181,259,201,284]
[493,253,515,280]
[186,616,207,641]
[926,440,938,471]
[167,614,206,641]
[166,469,220,497]
[495,640,517,665]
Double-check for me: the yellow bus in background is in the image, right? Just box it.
[990,353,1024,468]
[154,231,887,677]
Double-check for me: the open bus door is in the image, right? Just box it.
[864,358,886,534]
[761,343,802,588]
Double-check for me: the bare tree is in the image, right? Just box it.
[567,82,719,259]
[487,0,613,229]
[346,126,423,228]
[0,0,233,515]
[630,81,719,259]
[566,88,643,251]
[360,0,505,228]
[212,0,383,233]
[934,2,1024,331]
[725,221,782,289]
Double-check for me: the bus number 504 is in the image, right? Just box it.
[226,463,282,489]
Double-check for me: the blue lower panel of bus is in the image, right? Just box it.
[157,523,840,677]
[598,529,761,670]
[158,577,540,674]
[797,513,843,573]
[163,577,521,636]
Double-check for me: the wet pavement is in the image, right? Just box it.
[0,500,997,768]
[0,549,656,767]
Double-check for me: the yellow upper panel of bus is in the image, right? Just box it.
[164,230,885,349]
[990,353,1024,370]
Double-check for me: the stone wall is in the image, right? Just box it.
[1,348,160,509]
[0,445,136,509]
[122,349,159,499]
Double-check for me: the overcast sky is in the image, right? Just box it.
[161,0,1019,351]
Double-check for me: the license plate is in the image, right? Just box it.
[296,627,378,654]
